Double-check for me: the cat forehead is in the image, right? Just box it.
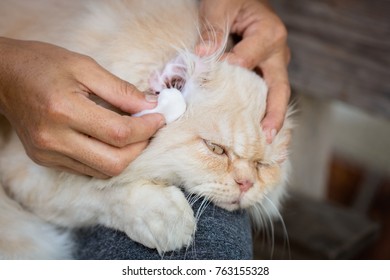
[185,60,268,158]
[199,62,267,115]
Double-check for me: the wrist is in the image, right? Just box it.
[0,37,23,117]
[0,37,11,115]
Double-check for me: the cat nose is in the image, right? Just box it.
[235,179,254,192]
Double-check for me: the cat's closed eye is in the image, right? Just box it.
[203,140,225,155]
[256,161,273,168]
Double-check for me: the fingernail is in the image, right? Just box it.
[158,116,166,128]
[145,93,159,103]
[196,40,214,56]
[264,128,277,144]
[152,113,166,128]
[228,55,247,68]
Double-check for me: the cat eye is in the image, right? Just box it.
[256,161,272,168]
[204,140,225,155]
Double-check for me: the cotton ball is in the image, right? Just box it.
[134,88,186,124]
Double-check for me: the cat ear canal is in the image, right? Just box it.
[148,56,188,94]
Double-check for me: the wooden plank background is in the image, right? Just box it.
[271,0,390,119]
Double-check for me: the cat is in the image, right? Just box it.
[0,0,292,259]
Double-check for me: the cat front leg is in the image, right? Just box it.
[106,182,196,254]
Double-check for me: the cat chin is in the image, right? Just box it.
[214,198,252,211]
[214,201,240,211]
[213,192,268,212]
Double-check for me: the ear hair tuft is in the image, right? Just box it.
[148,23,230,96]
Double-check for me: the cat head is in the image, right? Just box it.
[134,48,292,223]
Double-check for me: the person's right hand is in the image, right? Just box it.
[0,37,165,178]
[196,0,290,144]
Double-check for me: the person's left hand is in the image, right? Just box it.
[196,0,291,144]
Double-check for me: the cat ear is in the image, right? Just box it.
[149,53,209,95]
[149,56,188,94]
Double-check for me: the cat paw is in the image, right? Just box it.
[122,185,196,254]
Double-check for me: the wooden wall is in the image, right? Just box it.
[271,0,390,119]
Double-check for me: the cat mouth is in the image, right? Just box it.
[216,192,253,211]
[217,199,241,211]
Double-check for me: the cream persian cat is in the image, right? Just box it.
[0,0,292,259]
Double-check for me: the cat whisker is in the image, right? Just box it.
[251,203,273,258]
[259,203,276,259]
[195,19,229,64]
[261,214,272,257]
[185,192,203,208]
[195,196,211,221]
[183,192,214,260]
[183,229,198,260]
[263,195,291,259]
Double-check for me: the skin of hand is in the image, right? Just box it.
[0,37,165,178]
[196,0,291,144]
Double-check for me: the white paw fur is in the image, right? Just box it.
[112,184,196,254]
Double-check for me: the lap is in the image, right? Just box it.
[73,196,253,260]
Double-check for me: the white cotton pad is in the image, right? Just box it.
[134,88,186,124]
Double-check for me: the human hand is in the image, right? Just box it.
[0,38,165,178]
[196,0,290,143]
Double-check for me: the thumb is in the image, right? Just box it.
[81,62,158,114]
[195,24,226,57]
[195,2,235,57]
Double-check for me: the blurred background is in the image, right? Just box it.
[253,0,390,259]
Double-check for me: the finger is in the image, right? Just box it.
[224,7,288,70]
[261,98,288,144]
[55,161,109,179]
[69,94,165,147]
[34,149,110,179]
[223,50,257,69]
[195,25,226,57]
[196,1,236,57]
[260,54,291,144]
[76,59,158,114]
[224,33,273,70]
[60,132,149,177]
